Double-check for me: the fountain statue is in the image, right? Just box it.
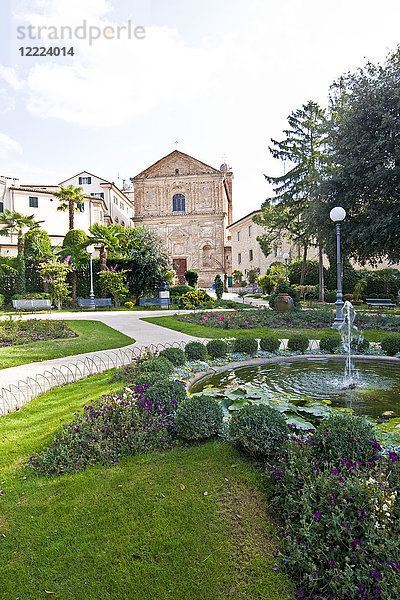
[338,300,365,388]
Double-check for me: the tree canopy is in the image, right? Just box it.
[321,47,400,265]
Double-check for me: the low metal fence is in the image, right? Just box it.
[0,339,322,416]
[0,341,186,416]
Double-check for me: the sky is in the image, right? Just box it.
[0,0,400,220]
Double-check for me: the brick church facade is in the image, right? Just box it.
[130,150,233,287]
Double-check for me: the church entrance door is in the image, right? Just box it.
[173,258,187,284]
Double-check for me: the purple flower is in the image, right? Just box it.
[388,451,398,462]
[369,569,382,580]
[314,511,322,522]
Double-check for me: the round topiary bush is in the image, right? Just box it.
[184,341,207,361]
[311,414,377,463]
[140,356,174,376]
[352,336,370,353]
[287,334,309,353]
[319,335,341,353]
[134,372,164,390]
[206,339,228,358]
[232,338,258,355]
[259,335,280,352]
[159,347,186,366]
[174,395,223,441]
[143,380,187,418]
[380,334,400,356]
[229,404,288,457]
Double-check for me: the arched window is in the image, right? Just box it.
[173,193,185,212]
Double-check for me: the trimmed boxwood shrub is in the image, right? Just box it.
[324,289,337,303]
[184,341,207,361]
[159,347,186,366]
[110,362,139,383]
[206,339,228,358]
[140,356,174,376]
[287,333,309,353]
[380,334,400,356]
[134,372,164,390]
[232,338,258,355]
[259,335,280,352]
[319,335,341,353]
[353,336,370,352]
[143,380,187,418]
[174,395,223,441]
[311,414,377,463]
[169,284,193,299]
[229,404,288,457]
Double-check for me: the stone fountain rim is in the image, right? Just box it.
[187,354,400,392]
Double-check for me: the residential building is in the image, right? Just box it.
[0,176,108,256]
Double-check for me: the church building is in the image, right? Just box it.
[130,150,233,287]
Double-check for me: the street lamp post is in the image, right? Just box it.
[329,207,346,328]
[283,252,290,283]
[86,244,95,310]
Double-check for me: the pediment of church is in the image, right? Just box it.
[132,150,221,180]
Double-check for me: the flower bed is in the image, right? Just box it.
[265,422,400,600]
[0,318,76,346]
[177,308,400,331]
[29,343,400,597]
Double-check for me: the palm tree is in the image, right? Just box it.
[54,185,85,230]
[88,224,122,297]
[0,210,43,293]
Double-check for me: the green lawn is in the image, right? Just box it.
[0,320,134,369]
[142,315,389,342]
[0,374,293,600]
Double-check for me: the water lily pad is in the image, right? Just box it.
[285,414,315,430]
[228,400,251,411]
[297,402,333,418]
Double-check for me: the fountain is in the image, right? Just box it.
[338,300,364,388]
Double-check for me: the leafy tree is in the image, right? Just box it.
[184,270,199,288]
[214,274,224,299]
[54,185,85,230]
[24,229,53,262]
[0,210,43,294]
[254,100,330,295]
[247,268,259,292]
[88,223,121,272]
[322,47,400,265]
[37,257,74,310]
[61,229,89,301]
[98,266,130,307]
[232,270,244,285]
[117,227,169,299]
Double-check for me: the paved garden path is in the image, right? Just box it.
[0,295,271,412]
[0,308,207,390]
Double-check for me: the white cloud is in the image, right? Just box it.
[0,133,23,160]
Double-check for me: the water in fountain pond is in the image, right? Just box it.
[338,300,364,388]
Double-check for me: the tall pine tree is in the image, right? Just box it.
[254,100,330,297]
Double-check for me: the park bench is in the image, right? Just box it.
[12,299,52,313]
[366,298,397,310]
[138,297,170,309]
[77,298,113,311]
